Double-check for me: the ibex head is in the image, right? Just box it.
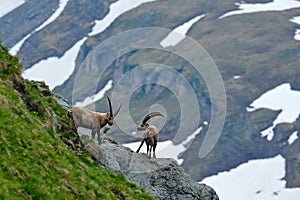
[106,96,121,126]
[137,111,164,131]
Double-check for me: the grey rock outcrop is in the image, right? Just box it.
[80,133,219,200]
[55,97,219,199]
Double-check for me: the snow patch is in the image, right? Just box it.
[123,127,202,165]
[9,0,69,55]
[290,16,300,41]
[22,37,86,90]
[220,0,300,19]
[18,0,156,92]
[247,83,300,141]
[131,131,137,135]
[89,0,157,36]
[0,0,25,17]
[35,0,69,32]
[74,80,113,107]
[160,14,205,47]
[9,34,30,56]
[288,131,298,145]
[201,155,300,200]
[293,29,300,41]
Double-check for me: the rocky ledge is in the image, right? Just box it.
[80,133,219,200]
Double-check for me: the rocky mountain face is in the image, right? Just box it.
[57,89,219,199]
[57,93,219,199]
[1,0,300,189]
[1,0,117,68]
[79,133,218,200]
[0,0,59,48]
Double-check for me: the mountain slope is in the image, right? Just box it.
[0,0,59,48]
[16,0,116,69]
[0,43,153,199]
[1,0,300,194]
[182,9,300,183]
[52,0,300,186]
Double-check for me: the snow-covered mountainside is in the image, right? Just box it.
[201,155,300,200]
[1,0,300,199]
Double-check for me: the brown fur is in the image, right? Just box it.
[136,112,163,158]
[68,107,113,143]
[67,97,121,143]
[136,125,159,158]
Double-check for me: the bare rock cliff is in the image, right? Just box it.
[80,133,219,200]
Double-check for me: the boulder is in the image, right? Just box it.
[81,133,219,200]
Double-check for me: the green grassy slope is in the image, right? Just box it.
[0,44,153,199]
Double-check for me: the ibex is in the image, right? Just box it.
[136,112,164,158]
[68,96,121,143]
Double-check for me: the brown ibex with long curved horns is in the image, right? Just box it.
[136,112,164,158]
[68,96,121,143]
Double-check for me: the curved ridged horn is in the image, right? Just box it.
[113,101,122,117]
[107,96,113,117]
[142,112,164,124]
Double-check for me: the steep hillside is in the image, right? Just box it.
[0,43,153,199]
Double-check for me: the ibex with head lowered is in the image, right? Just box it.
[136,112,164,158]
[68,96,121,143]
